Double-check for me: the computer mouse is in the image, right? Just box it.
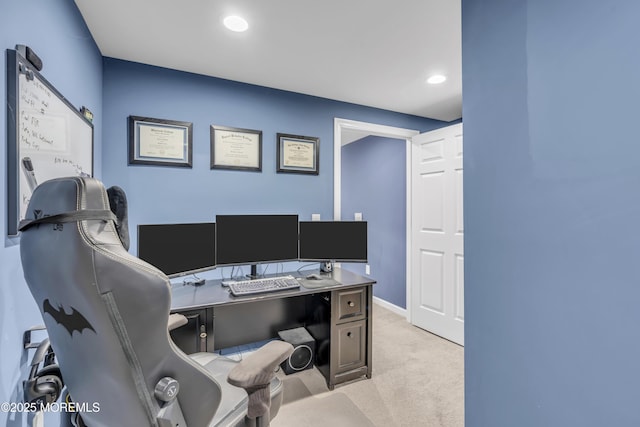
[306,274,323,280]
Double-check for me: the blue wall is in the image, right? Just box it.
[342,136,406,308]
[101,59,444,279]
[463,0,640,425]
[0,0,102,424]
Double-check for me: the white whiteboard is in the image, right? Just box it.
[6,49,93,235]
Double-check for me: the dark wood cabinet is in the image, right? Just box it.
[170,268,374,389]
[329,286,372,389]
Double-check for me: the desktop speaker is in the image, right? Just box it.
[277,327,315,375]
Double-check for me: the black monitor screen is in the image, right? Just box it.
[299,221,368,262]
[215,215,299,265]
[137,223,216,277]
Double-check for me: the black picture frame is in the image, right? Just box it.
[128,116,193,168]
[276,133,319,175]
[210,125,262,172]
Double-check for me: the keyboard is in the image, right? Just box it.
[228,275,300,297]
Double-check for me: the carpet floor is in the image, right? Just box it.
[272,303,464,427]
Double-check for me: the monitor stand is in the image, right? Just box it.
[249,264,258,279]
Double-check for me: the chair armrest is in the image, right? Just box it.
[168,314,188,331]
[227,341,293,421]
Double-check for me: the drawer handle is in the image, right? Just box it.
[347,301,355,307]
[347,332,352,338]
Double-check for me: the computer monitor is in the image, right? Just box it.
[137,223,216,278]
[215,215,299,268]
[299,221,368,262]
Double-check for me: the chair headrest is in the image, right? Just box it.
[18,177,116,235]
[106,185,130,250]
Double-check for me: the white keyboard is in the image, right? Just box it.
[228,275,300,296]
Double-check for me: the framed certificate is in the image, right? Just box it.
[210,125,262,172]
[128,116,192,167]
[276,133,319,175]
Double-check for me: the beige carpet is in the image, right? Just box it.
[273,391,375,426]
[272,303,464,427]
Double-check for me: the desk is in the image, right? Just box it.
[170,268,375,389]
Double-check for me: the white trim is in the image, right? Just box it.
[333,119,343,220]
[373,296,407,318]
[334,117,419,320]
[334,118,419,220]
[405,138,412,322]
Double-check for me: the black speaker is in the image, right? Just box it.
[278,327,315,375]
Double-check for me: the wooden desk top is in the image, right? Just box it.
[170,268,375,312]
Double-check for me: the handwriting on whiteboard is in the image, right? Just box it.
[53,156,86,175]
[19,73,67,152]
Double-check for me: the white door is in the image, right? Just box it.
[410,123,464,345]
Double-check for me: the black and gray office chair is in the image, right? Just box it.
[19,176,293,427]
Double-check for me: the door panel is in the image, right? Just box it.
[455,254,464,322]
[419,249,445,313]
[419,171,445,232]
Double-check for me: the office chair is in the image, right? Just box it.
[19,176,293,427]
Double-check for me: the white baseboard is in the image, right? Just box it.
[373,297,407,318]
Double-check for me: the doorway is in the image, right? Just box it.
[334,118,418,318]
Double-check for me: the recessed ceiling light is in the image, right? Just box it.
[427,75,447,84]
[223,15,249,32]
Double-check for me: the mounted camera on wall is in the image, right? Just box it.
[16,44,43,71]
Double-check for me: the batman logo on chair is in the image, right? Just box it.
[43,299,96,336]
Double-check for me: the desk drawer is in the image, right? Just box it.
[335,287,366,323]
[335,320,366,373]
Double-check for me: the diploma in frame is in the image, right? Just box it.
[210,125,262,172]
[276,133,319,175]
[128,116,193,167]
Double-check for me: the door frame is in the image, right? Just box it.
[333,118,419,320]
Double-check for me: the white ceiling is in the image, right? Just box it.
[74,0,461,122]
